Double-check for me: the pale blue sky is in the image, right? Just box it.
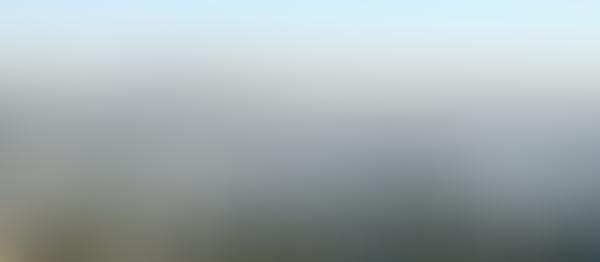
[1,0,599,68]
[0,1,599,100]
[2,1,598,38]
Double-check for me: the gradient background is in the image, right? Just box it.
[0,1,599,262]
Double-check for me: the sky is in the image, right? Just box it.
[0,0,599,82]
[1,1,599,44]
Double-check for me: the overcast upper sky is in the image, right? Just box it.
[0,0,599,90]
[1,1,598,46]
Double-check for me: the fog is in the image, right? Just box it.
[0,59,597,262]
